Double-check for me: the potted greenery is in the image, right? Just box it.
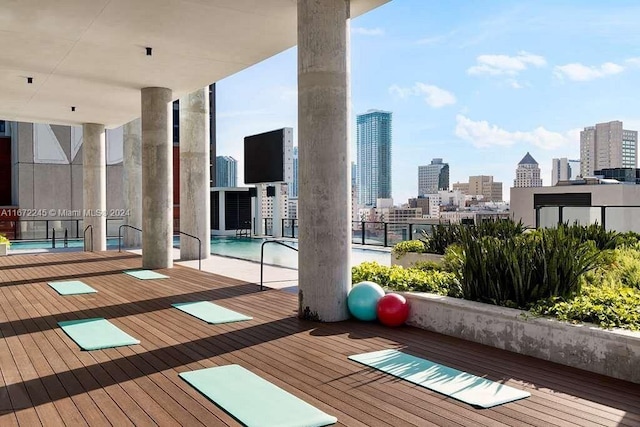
[0,234,9,256]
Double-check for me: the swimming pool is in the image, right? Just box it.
[9,235,390,269]
[9,238,121,250]
[198,236,390,269]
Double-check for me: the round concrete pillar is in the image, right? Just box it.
[123,118,142,247]
[82,123,107,251]
[141,87,173,269]
[297,0,351,321]
[179,88,211,261]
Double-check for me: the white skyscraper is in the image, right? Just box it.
[418,158,449,196]
[514,152,543,188]
[551,158,571,186]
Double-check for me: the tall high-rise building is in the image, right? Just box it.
[289,146,298,198]
[418,158,449,196]
[580,121,638,177]
[551,158,572,186]
[215,156,237,187]
[357,110,392,207]
[452,175,502,201]
[514,152,543,188]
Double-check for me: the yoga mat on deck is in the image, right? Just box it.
[123,270,169,280]
[349,349,530,408]
[172,301,252,324]
[48,280,97,295]
[58,318,140,351]
[179,365,337,427]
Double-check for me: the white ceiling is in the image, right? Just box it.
[0,0,388,128]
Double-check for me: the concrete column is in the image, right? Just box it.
[179,87,211,260]
[273,183,282,237]
[141,87,173,269]
[255,183,264,236]
[82,123,106,251]
[298,0,351,321]
[123,118,142,247]
[218,190,225,232]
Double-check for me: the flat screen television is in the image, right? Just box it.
[244,128,292,184]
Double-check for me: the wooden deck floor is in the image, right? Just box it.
[0,251,639,426]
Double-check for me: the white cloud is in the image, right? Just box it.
[352,27,384,36]
[626,57,640,66]
[467,51,547,76]
[454,115,576,150]
[389,83,456,108]
[554,62,624,81]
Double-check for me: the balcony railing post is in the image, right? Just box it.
[601,206,607,229]
[558,206,564,226]
[408,223,413,241]
[384,222,388,247]
[46,220,49,240]
[361,221,365,245]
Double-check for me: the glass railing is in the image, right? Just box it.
[536,206,640,233]
[6,218,125,241]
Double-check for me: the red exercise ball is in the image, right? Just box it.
[376,293,410,327]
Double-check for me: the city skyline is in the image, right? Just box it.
[214,0,640,203]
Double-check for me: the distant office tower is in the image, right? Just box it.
[289,146,298,198]
[357,110,392,206]
[216,156,237,187]
[580,121,638,177]
[418,158,449,196]
[351,161,357,186]
[514,152,543,187]
[452,175,502,201]
[551,158,571,186]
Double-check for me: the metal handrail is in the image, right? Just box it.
[83,225,93,252]
[177,231,202,271]
[260,239,298,291]
[118,224,142,252]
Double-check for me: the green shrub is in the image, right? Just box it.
[0,234,9,247]
[352,261,456,294]
[564,222,621,250]
[531,285,640,331]
[448,225,604,308]
[419,219,526,255]
[391,240,426,257]
[412,260,445,272]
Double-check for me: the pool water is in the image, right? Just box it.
[10,236,390,269]
[9,238,121,250]
[200,236,390,269]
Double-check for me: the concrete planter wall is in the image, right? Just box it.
[391,252,444,268]
[403,292,640,384]
[0,243,7,256]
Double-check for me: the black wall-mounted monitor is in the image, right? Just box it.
[244,129,286,184]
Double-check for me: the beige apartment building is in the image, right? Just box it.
[580,121,638,177]
[452,175,503,202]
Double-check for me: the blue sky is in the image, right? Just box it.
[216,0,640,203]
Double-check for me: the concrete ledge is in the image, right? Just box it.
[403,292,640,384]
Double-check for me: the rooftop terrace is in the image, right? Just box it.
[0,251,639,426]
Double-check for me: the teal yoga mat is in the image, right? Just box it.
[180,365,337,427]
[124,270,169,280]
[58,318,140,351]
[48,280,97,295]
[349,349,530,408]
[172,301,252,324]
